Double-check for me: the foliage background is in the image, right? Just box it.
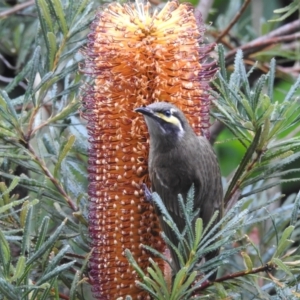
[0,0,299,299]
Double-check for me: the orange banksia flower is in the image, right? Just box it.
[83,0,216,298]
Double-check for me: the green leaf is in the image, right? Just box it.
[45,245,70,273]
[36,0,53,32]
[20,200,30,227]
[148,258,169,296]
[124,249,146,279]
[193,218,203,251]
[214,282,228,298]
[11,256,26,281]
[290,191,300,227]
[23,46,41,106]
[54,135,76,178]
[274,225,295,258]
[0,90,19,127]
[34,216,50,251]
[0,198,27,215]
[143,274,165,298]
[272,257,293,276]
[176,271,197,298]
[21,205,33,256]
[0,278,19,299]
[46,98,80,124]
[36,261,76,285]
[47,32,57,70]
[170,267,188,299]
[0,229,11,278]
[69,271,80,300]
[241,251,253,271]
[269,1,299,22]
[26,219,67,267]
[224,126,262,204]
[51,0,68,36]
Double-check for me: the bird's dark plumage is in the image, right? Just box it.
[135,102,223,274]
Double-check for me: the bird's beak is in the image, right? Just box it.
[134,106,155,118]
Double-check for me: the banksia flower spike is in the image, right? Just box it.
[83,0,216,298]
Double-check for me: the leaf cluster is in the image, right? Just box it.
[0,0,95,299]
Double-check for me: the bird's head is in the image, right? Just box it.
[135,102,192,145]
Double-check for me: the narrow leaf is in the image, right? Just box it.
[54,135,76,178]
[273,257,293,276]
[11,256,26,281]
[52,0,68,36]
[224,126,262,204]
[0,229,11,277]
[274,226,295,258]
[47,32,57,70]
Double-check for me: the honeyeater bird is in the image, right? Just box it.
[135,102,223,274]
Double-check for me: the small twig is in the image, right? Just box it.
[216,0,252,43]
[0,75,27,90]
[226,32,300,66]
[193,263,275,293]
[0,0,35,18]
[0,53,17,70]
[207,19,300,69]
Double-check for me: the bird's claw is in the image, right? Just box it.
[142,183,152,203]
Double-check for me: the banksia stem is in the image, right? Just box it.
[83,0,216,299]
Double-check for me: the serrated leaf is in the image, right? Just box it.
[257,117,270,151]
[290,191,300,227]
[36,0,53,32]
[46,98,80,126]
[136,280,157,298]
[34,216,50,251]
[69,270,80,300]
[0,229,11,277]
[11,256,26,281]
[36,260,75,285]
[193,218,203,251]
[47,32,57,70]
[45,245,70,273]
[0,198,27,214]
[170,267,188,298]
[54,135,76,178]
[51,0,68,36]
[0,90,19,126]
[176,271,197,298]
[21,205,33,256]
[26,219,67,267]
[144,274,164,298]
[241,97,254,121]
[148,258,169,296]
[0,278,19,299]
[124,249,146,279]
[20,200,30,227]
[23,47,41,106]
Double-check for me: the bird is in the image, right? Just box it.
[135,101,223,275]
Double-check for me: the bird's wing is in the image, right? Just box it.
[194,136,223,227]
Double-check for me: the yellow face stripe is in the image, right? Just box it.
[155,113,181,127]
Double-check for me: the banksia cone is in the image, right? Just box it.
[83,0,216,298]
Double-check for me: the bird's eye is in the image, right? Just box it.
[164,110,171,117]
